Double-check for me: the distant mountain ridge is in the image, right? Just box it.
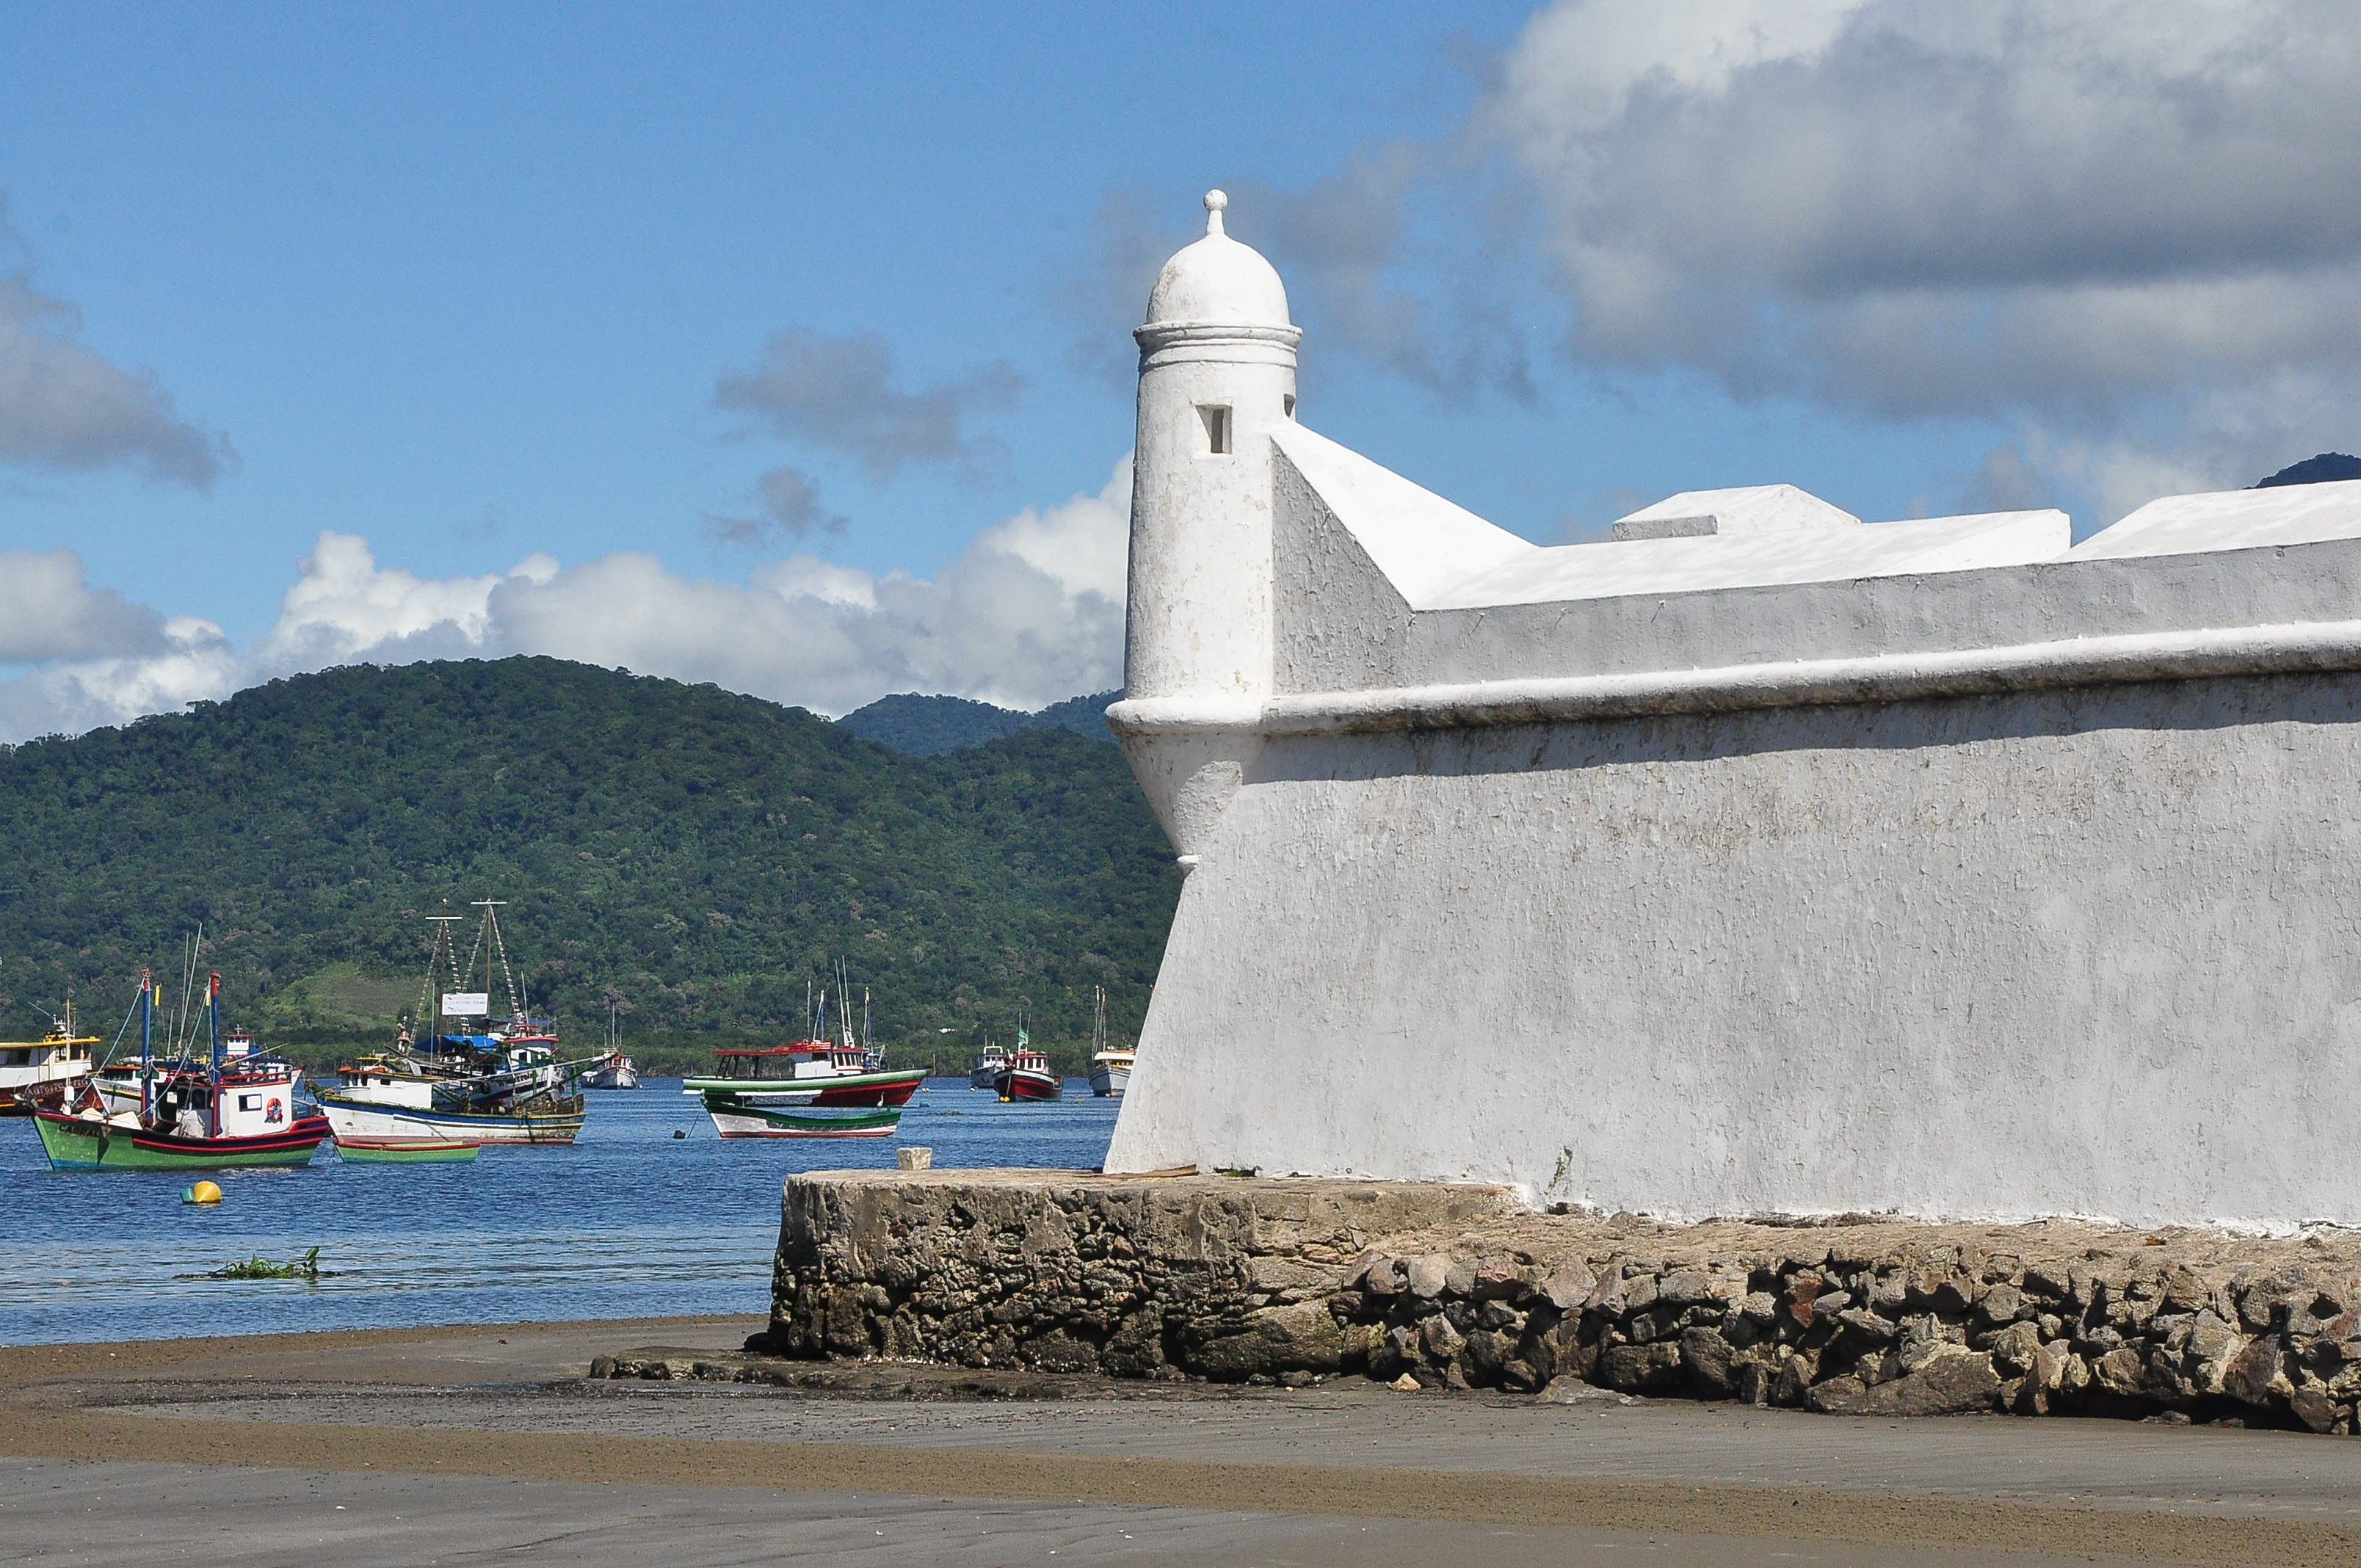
[2256,453,2361,488]
[839,690,1120,756]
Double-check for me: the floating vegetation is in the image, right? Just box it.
[203,1246,327,1281]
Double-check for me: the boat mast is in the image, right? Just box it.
[424,911,463,1050]
[473,900,522,1026]
[173,925,203,1058]
[206,970,222,1138]
[138,968,153,1120]
[836,959,856,1053]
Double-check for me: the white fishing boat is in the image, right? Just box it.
[583,1003,640,1088]
[1087,987,1132,1097]
[0,1005,97,1116]
[969,1042,1009,1090]
[583,1053,640,1089]
[313,901,590,1146]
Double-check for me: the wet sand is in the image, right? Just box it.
[8,1317,2361,1566]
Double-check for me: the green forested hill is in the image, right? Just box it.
[0,658,1177,1072]
[838,689,1120,755]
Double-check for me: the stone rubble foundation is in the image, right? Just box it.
[748,1170,2361,1433]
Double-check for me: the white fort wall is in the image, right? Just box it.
[1105,193,2361,1229]
[1102,675,2361,1227]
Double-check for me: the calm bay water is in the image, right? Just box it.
[0,1078,1118,1346]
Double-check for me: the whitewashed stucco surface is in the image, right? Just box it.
[1105,678,2361,1227]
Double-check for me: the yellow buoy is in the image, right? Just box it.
[184,1180,222,1205]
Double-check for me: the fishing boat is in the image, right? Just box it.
[704,1101,904,1139]
[317,1039,587,1146]
[1086,987,1132,1097]
[968,1041,1009,1090]
[993,1023,1061,1103]
[34,970,330,1172]
[690,976,921,1138]
[312,902,590,1146]
[582,1003,640,1088]
[333,1135,481,1164]
[582,1053,640,1090]
[0,1003,98,1115]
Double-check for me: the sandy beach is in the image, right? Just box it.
[7,1316,2361,1565]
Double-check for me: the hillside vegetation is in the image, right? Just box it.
[838,689,1120,755]
[0,658,1177,1075]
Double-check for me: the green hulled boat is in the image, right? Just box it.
[34,970,328,1172]
[702,1092,902,1139]
[35,1108,330,1171]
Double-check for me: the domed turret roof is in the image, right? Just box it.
[1143,192,1291,329]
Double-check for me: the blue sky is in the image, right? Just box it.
[5,1,2360,738]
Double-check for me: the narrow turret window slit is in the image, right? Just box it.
[1198,404,1231,454]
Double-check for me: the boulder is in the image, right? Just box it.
[1540,1261,1597,1311]
[1807,1351,2001,1416]
[2222,1335,2293,1408]
[1680,1326,1738,1398]
[1658,1270,1719,1307]
[1977,1283,2025,1326]
[1989,1321,2042,1377]
[1194,1300,1346,1382]
[1599,1340,1686,1394]
[1538,1375,1633,1406]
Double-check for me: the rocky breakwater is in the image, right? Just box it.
[756,1171,2361,1431]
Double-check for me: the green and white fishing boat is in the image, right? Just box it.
[35,971,330,1173]
[689,974,918,1139]
[700,1097,904,1139]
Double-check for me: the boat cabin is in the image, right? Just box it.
[149,1063,299,1137]
[0,1025,97,1090]
[711,1040,868,1082]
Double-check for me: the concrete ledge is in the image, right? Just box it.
[1105,620,2361,736]
[761,1172,2361,1432]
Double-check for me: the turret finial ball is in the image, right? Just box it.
[1204,189,1227,236]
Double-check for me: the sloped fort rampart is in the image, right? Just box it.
[1102,193,2361,1228]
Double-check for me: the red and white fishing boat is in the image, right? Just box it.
[993,1039,1061,1102]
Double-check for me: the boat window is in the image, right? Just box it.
[238,1093,263,1111]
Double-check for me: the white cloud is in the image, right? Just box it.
[0,460,1133,744]
[0,275,231,486]
[1493,0,2361,515]
[0,548,169,662]
[496,457,1130,714]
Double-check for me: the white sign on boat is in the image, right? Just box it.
[440,992,490,1015]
